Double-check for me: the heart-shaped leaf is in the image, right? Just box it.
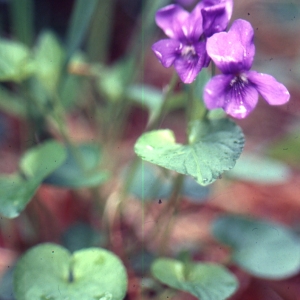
[151,258,238,300]
[13,243,127,300]
[44,144,109,188]
[134,118,244,186]
[212,215,300,279]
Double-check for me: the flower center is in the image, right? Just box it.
[230,74,248,87]
[181,45,197,59]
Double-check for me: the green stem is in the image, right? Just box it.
[158,174,184,255]
[146,72,178,131]
[87,0,116,63]
[51,93,87,171]
[9,0,34,46]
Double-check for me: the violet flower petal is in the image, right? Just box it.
[203,74,233,109]
[223,83,258,119]
[204,73,259,119]
[155,4,203,42]
[206,19,255,74]
[201,0,233,37]
[174,42,207,83]
[152,39,181,67]
[155,5,189,40]
[247,71,290,105]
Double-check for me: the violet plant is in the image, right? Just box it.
[0,0,298,299]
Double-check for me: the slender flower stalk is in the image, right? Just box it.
[203,19,290,118]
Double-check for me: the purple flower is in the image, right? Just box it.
[203,19,290,119]
[199,0,233,37]
[152,1,233,84]
[152,4,209,83]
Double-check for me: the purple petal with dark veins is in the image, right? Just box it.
[247,71,290,105]
[152,39,181,67]
[155,5,189,40]
[203,74,233,109]
[204,73,259,118]
[206,19,255,74]
[224,83,258,118]
[174,42,207,83]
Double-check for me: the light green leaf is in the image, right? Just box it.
[13,243,127,300]
[134,118,244,186]
[44,144,109,188]
[227,153,291,184]
[20,140,67,181]
[0,38,34,81]
[0,174,40,218]
[34,31,64,94]
[0,141,67,218]
[151,258,238,300]
[212,215,300,279]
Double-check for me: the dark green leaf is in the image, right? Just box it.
[212,215,300,279]
[13,243,127,300]
[44,144,109,188]
[226,153,291,184]
[151,258,238,300]
[66,0,98,60]
[134,118,244,186]
[62,222,106,252]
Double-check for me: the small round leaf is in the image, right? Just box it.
[151,258,238,300]
[212,215,300,279]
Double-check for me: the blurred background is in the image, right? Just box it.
[0,0,300,299]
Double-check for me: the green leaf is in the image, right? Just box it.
[0,174,40,218]
[127,84,186,125]
[134,118,244,186]
[34,31,64,94]
[44,144,109,188]
[226,153,291,184]
[0,141,67,218]
[0,85,27,117]
[126,162,209,202]
[66,0,98,60]
[62,222,106,252]
[181,176,210,203]
[212,215,300,279]
[13,243,128,300]
[20,140,67,181]
[151,258,238,300]
[268,132,300,167]
[0,38,34,81]
[9,0,34,46]
[126,162,172,201]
